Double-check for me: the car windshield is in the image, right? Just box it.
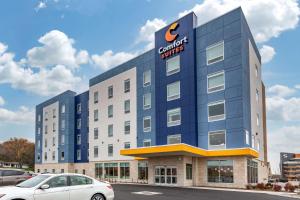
[16,175,50,188]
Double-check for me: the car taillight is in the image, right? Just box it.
[107,185,113,190]
[26,176,32,179]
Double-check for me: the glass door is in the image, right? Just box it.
[155,166,177,185]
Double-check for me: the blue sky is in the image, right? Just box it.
[0,0,300,173]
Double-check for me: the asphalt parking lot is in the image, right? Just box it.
[113,184,294,200]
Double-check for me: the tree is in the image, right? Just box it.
[1,138,35,168]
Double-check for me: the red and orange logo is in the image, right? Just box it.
[165,22,179,43]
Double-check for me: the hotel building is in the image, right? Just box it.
[35,8,269,188]
[280,152,300,181]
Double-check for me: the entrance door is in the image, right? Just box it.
[154,166,177,185]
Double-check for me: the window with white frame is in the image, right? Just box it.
[52,151,55,160]
[52,137,55,146]
[143,93,151,110]
[94,91,99,104]
[77,134,81,145]
[108,124,113,137]
[45,125,48,134]
[94,146,99,158]
[45,139,48,148]
[143,139,151,147]
[61,105,65,113]
[94,128,99,140]
[77,150,81,160]
[245,130,249,145]
[143,116,151,132]
[124,79,130,93]
[53,122,56,132]
[38,115,41,122]
[108,105,113,118]
[38,127,41,135]
[124,100,130,113]
[256,89,259,103]
[37,140,41,149]
[251,135,255,149]
[94,110,99,121]
[207,71,225,93]
[143,70,151,87]
[61,120,65,130]
[257,139,260,151]
[166,55,180,76]
[167,108,181,127]
[77,119,81,129]
[208,101,225,122]
[77,103,81,114]
[209,130,226,150]
[124,142,131,149]
[257,114,260,126]
[53,109,56,118]
[206,41,224,65]
[255,64,258,77]
[61,135,65,145]
[108,86,113,99]
[167,81,180,101]
[61,151,65,160]
[124,121,130,135]
[167,134,181,144]
[108,144,113,157]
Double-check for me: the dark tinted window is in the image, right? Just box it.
[46,176,68,188]
[70,176,93,186]
[3,170,24,176]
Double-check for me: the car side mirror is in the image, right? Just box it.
[40,184,50,190]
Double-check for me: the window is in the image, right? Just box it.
[38,127,41,135]
[77,150,81,160]
[70,176,92,186]
[207,160,233,183]
[186,164,192,180]
[77,103,81,114]
[124,100,130,113]
[108,86,113,99]
[167,134,181,144]
[206,41,224,65]
[247,159,258,183]
[143,93,151,109]
[77,119,81,129]
[257,114,260,126]
[44,139,48,148]
[52,169,55,173]
[124,79,130,93]
[143,139,151,147]
[143,70,151,87]
[61,135,65,145]
[61,120,65,130]
[209,130,226,150]
[256,89,259,103]
[124,142,131,149]
[245,130,249,145]
[166,55,180,76]
[37,140,41,149]
[108,124,113,137]
[138,162,148,180]
[94,91,99,104]
[52,137,55,146]
[257,139,260,151]
[52,151,55,160]
[120,162,130,179]
[38,115,41,122]
[104,163,118,178]
[94,128,99,140]
[207,71,225,93]
[61,151,65,160]
[53,123,56,132]
[108,105,113,118]
[53,109,56,118]
[255,64,258,77]
[44,152,47,161]
[77,135,81,145]
[124,121,130,135]
[46,176,68,188]
[108,144,113,157]
[143,116,151,132]
[95,163,103,178]
[61,105,65,113]
[167,81,180,101]
[94,146,99,158]
[208,101,225,122]
[167,108,181,127]
[94,110,99,121]
[61,169,64,173]
[251,135,255,149]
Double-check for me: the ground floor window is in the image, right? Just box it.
[120,162,130,179]
[247,159,258,183]
[95,163,103,178]
[155,166,177,185]
[186,164,192,180]
[138,162,148,180]
[104,163,118,178]
[207,160,233,183]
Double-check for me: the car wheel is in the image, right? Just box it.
[91,194,105,200]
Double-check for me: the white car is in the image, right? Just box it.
[0,173,114,200]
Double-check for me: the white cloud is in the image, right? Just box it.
[259,45,276,64]
[179,0,300,43]
[0,106,34,124]
[27,30,89,69]
[0,96,5,106]
[0,43,7,55]
[0,46,82,96]
[35,1,47,12]
[295,84,300,89]
[91,50,137,70]
[268,126,300,173]
[268,84,296,98]
[136,18,167,51]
